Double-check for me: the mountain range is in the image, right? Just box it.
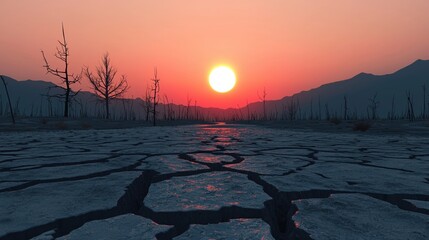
[1,59,428,121]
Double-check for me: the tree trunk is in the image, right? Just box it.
[64,87,70,117]
[1,76,15,124]
[153,97,156,126]
[105,97,109,119]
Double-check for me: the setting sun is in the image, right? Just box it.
[209,66,236,93]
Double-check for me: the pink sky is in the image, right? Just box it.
[1,0,429,108]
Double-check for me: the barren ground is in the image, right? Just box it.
[0,122,428,239]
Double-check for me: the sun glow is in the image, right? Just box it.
[209,66,236,93]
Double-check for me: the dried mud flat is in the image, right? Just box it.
[0,123,428,239]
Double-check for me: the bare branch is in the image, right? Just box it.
[84,53,129,119]
[40,24,80,117]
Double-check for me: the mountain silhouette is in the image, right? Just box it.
[1,59,428,120]
[246,59,429,120]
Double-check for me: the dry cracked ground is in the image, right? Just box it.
[0,123,428,239]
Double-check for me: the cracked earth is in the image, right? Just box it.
[0,123,428,239]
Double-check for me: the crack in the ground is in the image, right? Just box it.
[1,127,429,240]
[140,205,263,239]
[0,170,156,240]
[0,155,120,172]
[366,192,429,216]
[0,157,146,193]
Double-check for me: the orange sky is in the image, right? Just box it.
[1,0,429,108]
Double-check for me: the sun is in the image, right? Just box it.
[209,66,236,93]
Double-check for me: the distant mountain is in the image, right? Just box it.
[245,59,429,120]
[1,59,429,120]
[0,75,231,120]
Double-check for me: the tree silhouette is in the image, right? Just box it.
[422,84,426,119]
[343,95,348,120]
[84,53,129,119]
[142,85,152,122]
[151,68,160,126]
[0,76,15,124]
[41,23,81,118]
[368,93,379,120]
[406,91,415,121]
[258,87,267,120]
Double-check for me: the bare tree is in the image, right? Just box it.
[236,104,244,121]
[163,95,175,121]
[186,94,192,120]
[343,95,348,120]
[287,97,298,120]
[84,53,129,119]
[296,98,302,120]
[406,91,415,121]
[246,99,251,121]
[423,84,426,119]
[0,96,3,116]
[194,100,198,120]
[0,75,15,124]
[121,98,135,120]
[368,93,379,120]
[151,68,160,126]
[142,85,152,122]
[41,24,81,117]
[389,95,396,120]
[258,87,267,120]
[325,103,330,120]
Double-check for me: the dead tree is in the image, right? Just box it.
[163,95,175,121]
[0,75,15,124]
[0,96,3,116]
[41,24,81,117]
[121,98,135,120]
[186,95,192,120]
[246,100,250,121]
[273,104,278,120]
[423,84,426,119]
[84,53,129,119]
[406,91,415,121]
[194,100,198,120]
[296,98,302,120]
[236,104,244,121]
[258,87,267,120]
[287,97,298,120]
[325,103,330,120]
[389,95,396,120]
[368,93,379,120]
[13,98,20,117]
[151,68,160,126]
[343,95,348,120]
[143,85,152,122]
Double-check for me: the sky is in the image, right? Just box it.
[1,0,429,109]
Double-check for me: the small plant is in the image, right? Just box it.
[353,121,371,132]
